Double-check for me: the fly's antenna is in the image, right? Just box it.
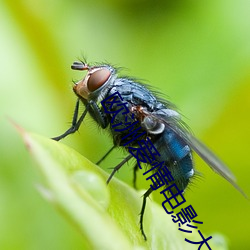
[71,61,89,71]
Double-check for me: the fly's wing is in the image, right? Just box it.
[151,110,248,199]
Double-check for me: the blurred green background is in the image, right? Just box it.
[1,0,250,249]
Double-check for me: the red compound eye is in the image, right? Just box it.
[87,68,111,92]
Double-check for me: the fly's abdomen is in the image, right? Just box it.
[155,128,194,191]
[170,154,193,191]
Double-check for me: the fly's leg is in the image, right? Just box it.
[96,146,116,165]
[107,154,133,184]
[140,187,153,240]
[89,100,108,129]
[52,99,89,141]
[52,99,108,141]
[133,163,139,189]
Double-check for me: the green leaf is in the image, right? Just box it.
[18,127,226,250]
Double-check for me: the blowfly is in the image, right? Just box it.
[52,60,246,239]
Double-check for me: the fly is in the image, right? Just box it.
[52,60,247,240]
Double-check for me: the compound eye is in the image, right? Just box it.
[87,68,111,92]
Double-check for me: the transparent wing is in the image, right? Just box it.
[150,110,248,199]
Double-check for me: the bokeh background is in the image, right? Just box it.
[1,0,250,249]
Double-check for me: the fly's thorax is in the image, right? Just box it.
[72,63,117,102]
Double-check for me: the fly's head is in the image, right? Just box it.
[72,61,116,101]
